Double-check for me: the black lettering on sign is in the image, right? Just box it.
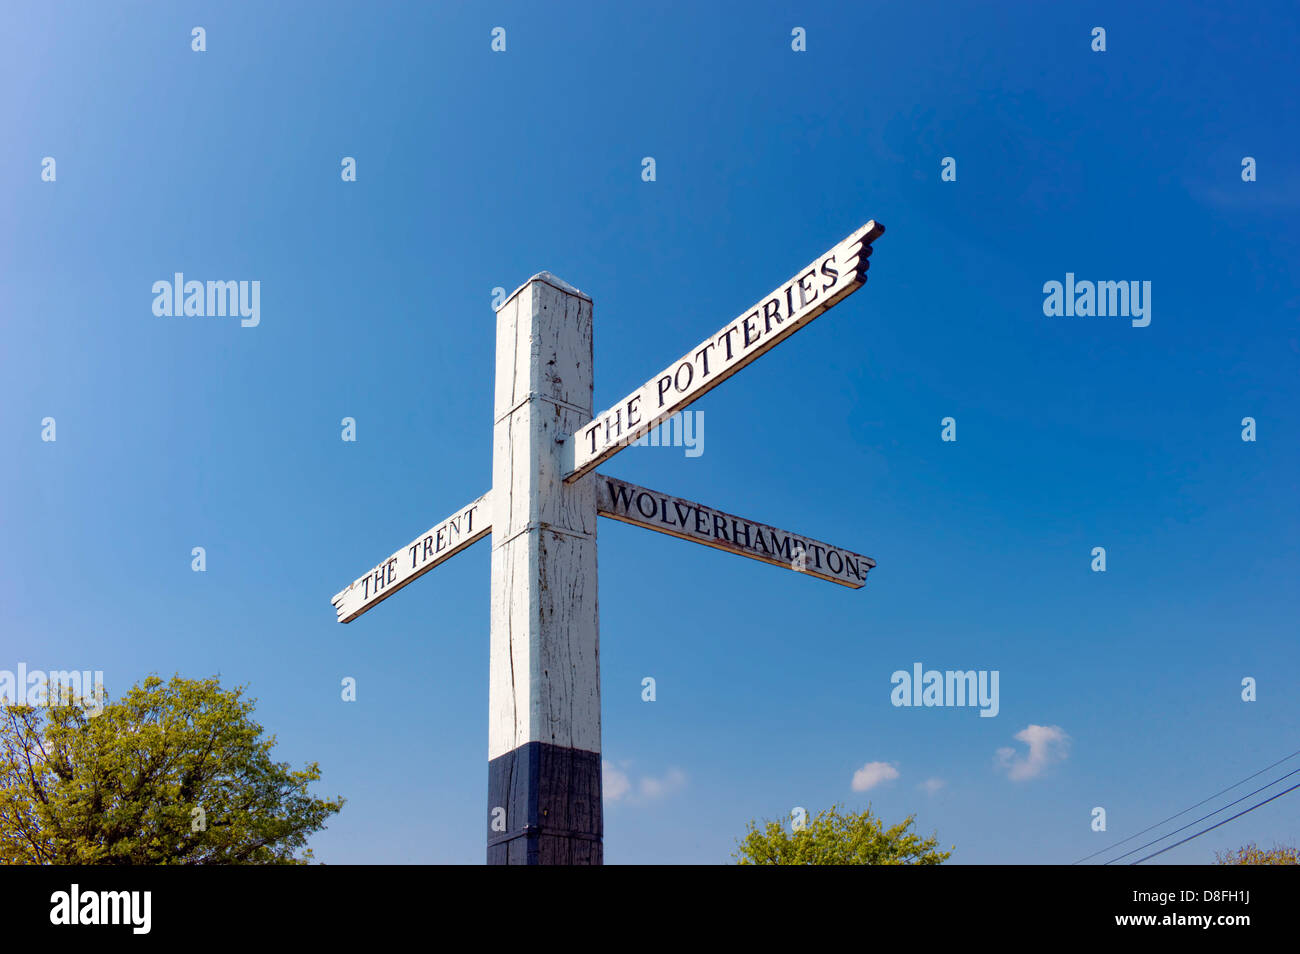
[820,254,839,291]
[798,268,818,308]
[656,375,673,408]
[592,476,874,588]
[763,297,782,334]
[694,341,715,376]
[604,407,623,443]
[717,325,741,360]
[607,479,635,512]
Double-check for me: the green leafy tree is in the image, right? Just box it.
[0,675,344,864]
[734,804,952,865]
[1214,842,1299,865]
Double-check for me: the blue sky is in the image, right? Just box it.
[3,1,1297,864]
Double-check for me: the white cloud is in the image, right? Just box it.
[996,724,1070,781]
[602,761,631,801]
[638,767,687,800]
[603,760,686,803]
[851,761,900,792]
[919,777,946,795]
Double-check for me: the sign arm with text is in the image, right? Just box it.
[331,492,492,623]
[564,220,884,481]
[595,475,875,588]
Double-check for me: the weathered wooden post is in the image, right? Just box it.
[329,223,884,866]
[486,273,602,864]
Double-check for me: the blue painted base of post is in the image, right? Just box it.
[487,742,603,865]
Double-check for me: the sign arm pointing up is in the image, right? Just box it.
[563,221,884,481]
[331,492,491,623]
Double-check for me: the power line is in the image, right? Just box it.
[1072,745,1300,865]
[1131,780,1300,865]
[1104,765,1300,864]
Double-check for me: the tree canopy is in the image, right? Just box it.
[1214,842,1299,865]
[0,674,343,864]
[734,803,952,865]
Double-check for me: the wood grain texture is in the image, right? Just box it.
[595,474,875,588]
[487,742,602,865]
[489,277,601,765]
[565,220,885,480]
[331,492,492,623]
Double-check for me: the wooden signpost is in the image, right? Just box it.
[330,222,885,864]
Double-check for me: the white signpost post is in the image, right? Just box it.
[330,221,885,864]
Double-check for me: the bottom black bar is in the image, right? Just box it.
[1,864,1283,940]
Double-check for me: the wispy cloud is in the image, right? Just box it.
[603,761,632,801]
[639,767,687,800]
[851,761,900,792]
[603,760,687,803]
[919,777,946,795]
[996,724,1070,781]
